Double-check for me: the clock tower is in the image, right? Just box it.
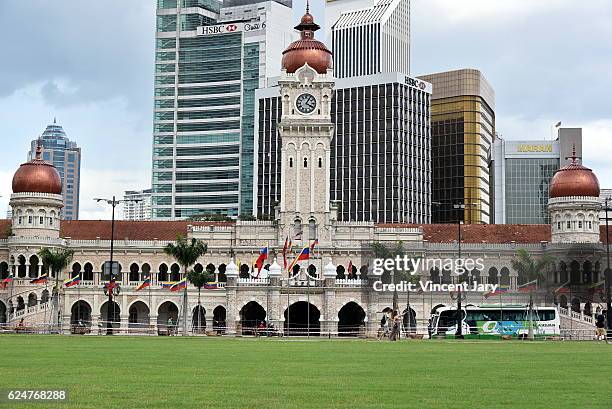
[277,6,335,246]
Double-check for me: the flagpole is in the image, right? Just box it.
[500,291,504,336]
[307,241,310,339]
[148,274,152,333]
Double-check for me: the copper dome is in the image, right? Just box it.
[12,146,62,195]
[549,154,600,198]
[281,6,332,74]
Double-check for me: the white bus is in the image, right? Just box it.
[429,304,560,339]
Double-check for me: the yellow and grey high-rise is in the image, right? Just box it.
[418,69,495,224]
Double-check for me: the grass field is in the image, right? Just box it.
[0,335,610,409]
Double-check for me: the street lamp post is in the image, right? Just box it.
[94,196,141,335]
[452,202,478,339]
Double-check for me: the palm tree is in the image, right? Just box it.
[511,248,554,339]
[38,247,74,332]
[511,248,553,285]
[186,267,213,333]
[371,241,421,336]
[164,236,207,336]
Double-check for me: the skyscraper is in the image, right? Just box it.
[417,69,495,224]
[28,119,81,220]
[327,0,411,78]
[151,0,296,220]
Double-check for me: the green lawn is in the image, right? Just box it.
[0,335,610,409]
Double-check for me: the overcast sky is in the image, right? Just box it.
[1,0,611,219]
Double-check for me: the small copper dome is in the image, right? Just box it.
[549,151,599,198]
[281,5,332,74]
[12,145,62,195]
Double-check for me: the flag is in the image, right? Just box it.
[282,236,289,270]
[293,230,303,240]
[483,286,509,299]
[254,246,269,277]
[554,281,570,294]
[204,282,218,289]
[30,274,49,284]
[588,280,605,294]
[1,275,14,288]
[309,238,319,251]
[518,279,537,293]
[170,278,187,292]
[104,281,118,291]
[135,278,151,292]
[347,260,353,278]
[287,246,310,272]
[64,274,81,288]
[161,282,176,290]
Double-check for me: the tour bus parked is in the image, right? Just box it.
[429,304,560,339]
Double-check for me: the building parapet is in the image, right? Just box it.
[548,196,601,204]
[10,192,63,200]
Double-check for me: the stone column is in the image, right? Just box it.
[120,314,129,334]
[268,259,283,331]
[321,259,337,337]
[224,259,239,336]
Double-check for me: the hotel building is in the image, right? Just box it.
[494,128,583,224]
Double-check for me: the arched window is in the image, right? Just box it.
[318,157,322,168]
[308,219,317,240]
[293,219,302,239]
[303,157,308,168]
[289,157,293,168]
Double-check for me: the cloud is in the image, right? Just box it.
[79,169,150,220]
[0,0,155,109]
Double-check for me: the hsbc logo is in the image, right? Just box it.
[405,76,428,91]
[197,21,266,36]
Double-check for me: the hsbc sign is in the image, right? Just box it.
[197,22,266,36]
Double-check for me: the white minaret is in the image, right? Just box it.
[277,6,335,245]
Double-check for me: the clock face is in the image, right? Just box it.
[296,93,316,114]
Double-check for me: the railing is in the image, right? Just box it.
[237,277,269,286]
[9,301,50,321]
[289,279,319,287]
[559,306,595,324]
[335,278,367,287]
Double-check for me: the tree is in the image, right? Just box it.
[371,241,421,335]
[186,267,213,332]
[164,236,208,336]
[511,248,554,340]
[511,248,553,285]
[38,247,74,332]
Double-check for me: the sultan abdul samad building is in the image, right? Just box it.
[0,10,607,336]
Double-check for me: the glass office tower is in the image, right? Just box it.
[29,119,81,220]
[417,69,495,224]
[152,0,295,219]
